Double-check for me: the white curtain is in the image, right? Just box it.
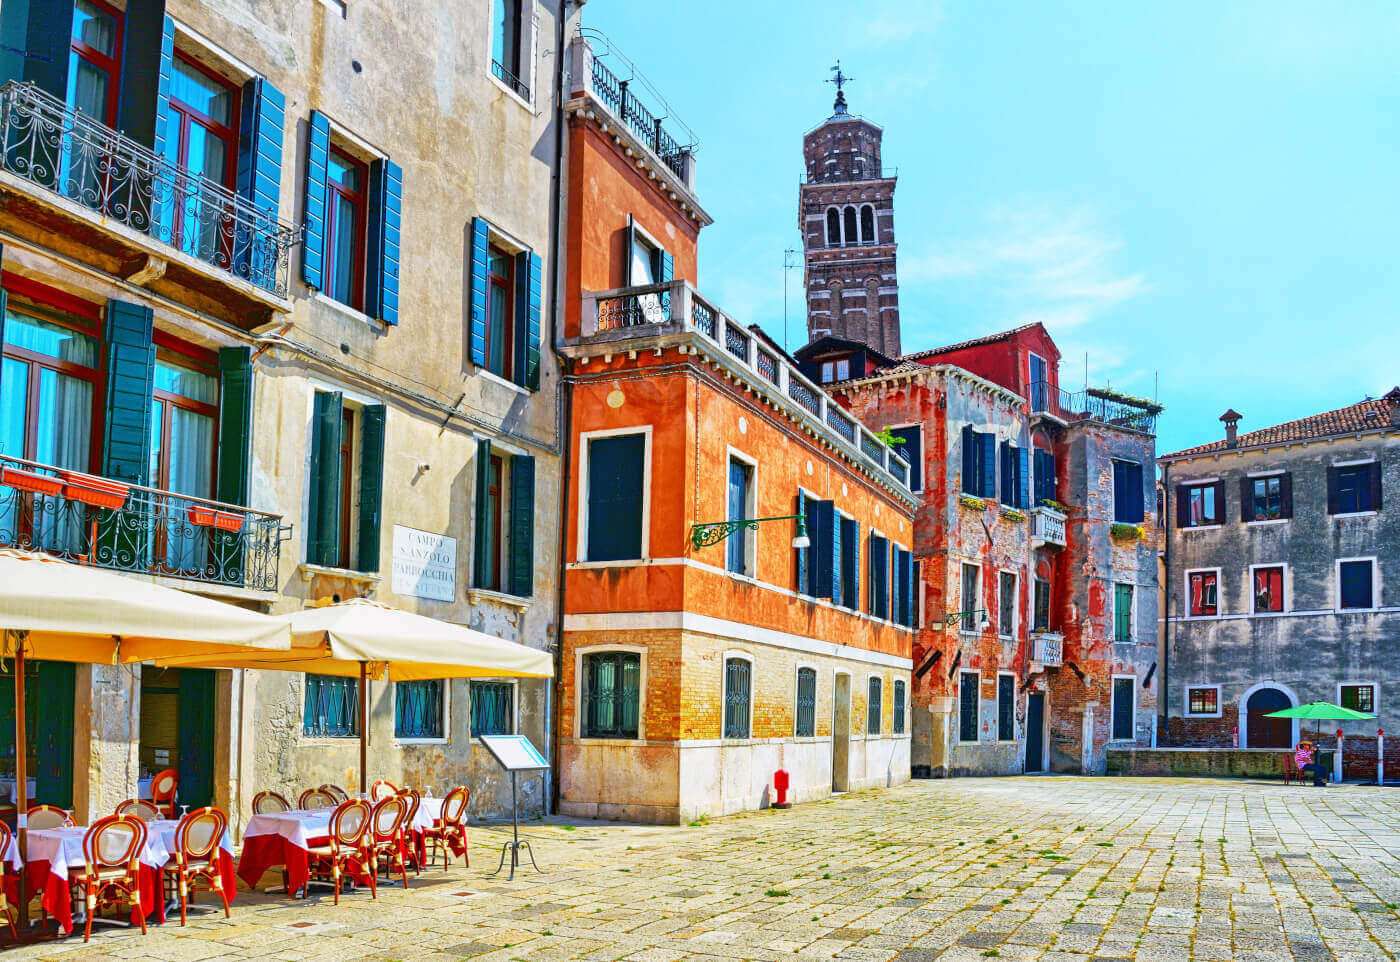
[164,408,214,573]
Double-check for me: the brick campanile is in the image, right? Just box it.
[798,79,902,356]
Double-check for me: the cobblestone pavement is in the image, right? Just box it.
[11,777,1400,961]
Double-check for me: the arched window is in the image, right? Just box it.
[843,206,858,247]
[861,205,875,244]
[825,207,841,247]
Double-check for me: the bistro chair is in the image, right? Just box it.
[421,785,470,870]
[115,798,162,821]
[150,769,179,819]
[74,814,148,942]
[399,789,423,874]
[321,784,349,803]
[305,799,374,905]
[163,807,229,926]
[369,780,399,802]
[369,795,410,889]
[26,804,72,830]
[0,820,17,939]
[298,788,339,810]
[252,790,291,814]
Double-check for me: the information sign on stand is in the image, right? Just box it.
[479,734,548,879]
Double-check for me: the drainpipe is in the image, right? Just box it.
[1161,461,1170,745]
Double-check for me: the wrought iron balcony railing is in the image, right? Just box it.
[491,60,530,101]
[0,454,285,591]
[1026,380,1158,435]
[0,82,300,297]
[588,56,690,181]
[596,282,671,330]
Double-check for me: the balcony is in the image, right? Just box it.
[1030,505,1067,549]
[1031,632,1063,667]
[1027,381,1160,435]
[0,454,285,593]
[576,280,914,497]
[0,82,300,325]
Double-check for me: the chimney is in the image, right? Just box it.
[1385,387,1400,427]
[1220,409,1242,447]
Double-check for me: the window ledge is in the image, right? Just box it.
[487,71,534,112]
[1246,518,1290,526]
[1182,524,1222,532]
[567,558,651,569]
[297,562,383,586]
[1337,607,1379,614]
[467,586,532,611]
[1331,511,1379,520]
[396,737,450,746]
[311,290,386,332]
[474,367,531,396]
[574,737,646,746]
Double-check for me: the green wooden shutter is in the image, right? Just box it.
[980,433,997,500]
[1018,447,1030,510]
[302,111,331,289]
[811,500,835,599]
[844,518,860,609]
[831,508,842,606]
[215,347,253,505]
[468,218,490,367]
[22,0,77,98]
[518,251,542,390]
[306,390,343,566]
[356,404,385,572]
[472,438,492,587]
[119,3,171,150]
[236,76,285,291]
[794,492,807,592]
[512,251,530,388]
[508,454,535,597]
[366,158,402,324]
[622,217,636,286]
[868,534,889,619]
[102,299,155,484]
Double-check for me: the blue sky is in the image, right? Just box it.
[584,1,1400,455]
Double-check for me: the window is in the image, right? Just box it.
[1188,571,1218,617]
[395,680,444,739]
[889,425,922,492]
[481,245,518,380]
[469,680,514,736]
[960,563,980,632]
[996,674,1014,742]
[306,391,386,572]
[839,515,859,609]
[473,441,535,596]
[1027,352,1048,397]
[795,667,817,738]
[1245,474,1290,521]
[1177,481,1222,527]
[68,0,123,127]
[860,205,875,244]
[999,442,1025,508]
[1111,676,1135,741]
[1113,583,1133,642]
[723,657,752,739]
[1033,578,1051,632]
[726,457,754,576]
[893,680,906,735]
[151,356,219,572]
[958,671,979,742]
[304,674,358,737]
[998,571,1016,638]
[867,677,882,735]
[581,651,640,739]
[891,547,915,627]
[0,306,98,474]
[961,426,996,499]
[1113,461,1145,524]
[160,53,240,260]
[868,532,889,620]
[1338,559,1375,610]
[1186,686,1220,717]
[1339,683,1376,715]
[1329,462,1381,515]
[323,147,368,311]
[1253,565,1284,613]
[468,218,541,388]
[491,0,528,97]
[825,208,841,247]
[584,433,645,562]
[795,491,814,594]
[819,357,850,383]
[1033,449,1056,505]
[843,206,857,247]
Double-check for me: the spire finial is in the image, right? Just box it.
[827,60,852,116]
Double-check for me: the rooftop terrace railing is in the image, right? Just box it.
[1028,380,1159,435]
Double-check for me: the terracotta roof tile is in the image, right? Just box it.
[900,323,1043,362]
[1162,389,1400,459]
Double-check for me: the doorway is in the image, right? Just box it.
[0,661,75,812]
[831,672,850,792]
[1025,692,1045,773]
[139,667,216,809]
[1245,686,1293,749]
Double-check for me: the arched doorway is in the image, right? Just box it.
[1244,686,1294,748]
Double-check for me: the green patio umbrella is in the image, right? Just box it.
[1264,701,1375,720]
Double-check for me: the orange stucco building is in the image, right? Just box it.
[556,36,917,822]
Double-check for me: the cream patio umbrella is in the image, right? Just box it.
[0,549,292,930]
[152,598,555,793]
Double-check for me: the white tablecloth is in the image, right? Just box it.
[145,819,235,862]
[26,826,172,882]
[0,778,36,805]
[409,797,447,833]
[243,810,334,850]
[1,834,20,871]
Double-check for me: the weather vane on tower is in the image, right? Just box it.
[827,60,852,116]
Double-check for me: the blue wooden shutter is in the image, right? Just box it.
[999,441,1013,505]
[306,390,343,566]
[302,111,331,290]
[102,300,155,484]
[235,76,285,290]
[356,404,385,572]
[811,500,835,600]
[511,250,541,390]
[794,492,808,592]
[894,426,922,490]
[117,3,172,150]
[18,0,76,97]
[472,439,492,587]
[961,425,975,494]
[1018,447,1030,510]
[659,249,674,284]
[831,510,842,605]
[215,347,253,505]
[468,217,491,367]
[365,158,402,324]
[869,535,889,619]
[509,454,535,597]
[847,519,860,609]
[903,550,915,626]
[586,434,645,561]
[980,433,997,500]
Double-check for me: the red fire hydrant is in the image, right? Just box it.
[774,769,791,810]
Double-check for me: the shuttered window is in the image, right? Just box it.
[1244,474,1291,521]
[1339,560,1375,610]
[103,299,156,484]
[866,677,882,735]
[468,218,542,390]
[960,563,979,632]
[585,433,645,562]
[958,671,979,742]
[723,658,752,739]
[998,571,1016,637]
[726,458,753,576]
[961,426,997,499]
[581,651,640,739]
[795,667,817,738]
[891,425,922,491]
[306,392,385,571]
[1177,481,1223,527]
[304,674,358,737]
[811,500,836,599]
[1111,677,1135,741]
[1114,583,1133,641]
[999,442,1024,508]
[395,680,444,739]
[1113,460,1145,523]
[892,680,906,735]
[236,76,285,291]
[1033,449,1056,505]
[840,516,859,609]
[868,533,889,620]
[996,675,1014,741]
[1329,463,1381,515]
[470,680,514,736]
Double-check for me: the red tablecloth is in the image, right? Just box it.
[236,833,370,895]
[26,859,161,932]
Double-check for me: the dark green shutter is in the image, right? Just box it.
[302,110,331,289]
[215,347,253,504]
[508,454,535,597]
[176,668,215,808]
[306,390,343,566]
[102,300,155,484]
[811,500,835,599]
[472,439,492,587]
[585,434,644,562]
[869,534,889,619]
[468,218,490,367]
[356,404,385,572]
[622,217,637,285]
[366,158,402,324]
[119,2,171,150]
[831,508,842,605]
[21,0,76,97]
[511,250,541,390]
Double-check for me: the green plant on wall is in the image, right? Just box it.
[875,425,907,449]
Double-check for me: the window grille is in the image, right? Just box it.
[892,680,906,734]
[304,674,359,737]
[795,667,817,738]
[867,677,882,735]
[469,680,514,736]
[723,658,752,739]
[582,651,641,738]
[395,680,444,739]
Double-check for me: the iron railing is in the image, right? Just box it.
[0,454,284,591]
[691,298,715,338]
[755,349,778,383]
[0,82,300,297]
[723,322,748,361]
[596,283,671,330]
[589,58,688,180]
[1028,380,1073,419]
[826,404,856,443]
[491,59,530,100]
[788,378,820,415]
[396,679,445,739]
[1027,379,1158,434]
[723,657,751,739]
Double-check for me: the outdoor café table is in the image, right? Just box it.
[0,777,35,805]
[146,819,236,908]
[1,829,21,908]
[407,797,467,866]
[237,808,370,896]
[25,824,170,934]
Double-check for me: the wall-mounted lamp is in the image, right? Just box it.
[690,513,809,552]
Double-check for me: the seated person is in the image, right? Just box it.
[1295,739,1327,786]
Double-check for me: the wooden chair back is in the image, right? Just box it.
[369,780,399,802]
[329,799,371,850]
[321,784,349,802]
[299,788,338,810]
[115,798,161,820]
[82,814,147,874]
[441,785,470,826]
[252,790,291,814]
[399,789,421,828]
[175,807,226,869]
[150,769,178,805]
[371,795,407,843]
[0,819,12,867]
[26,804,72,830]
